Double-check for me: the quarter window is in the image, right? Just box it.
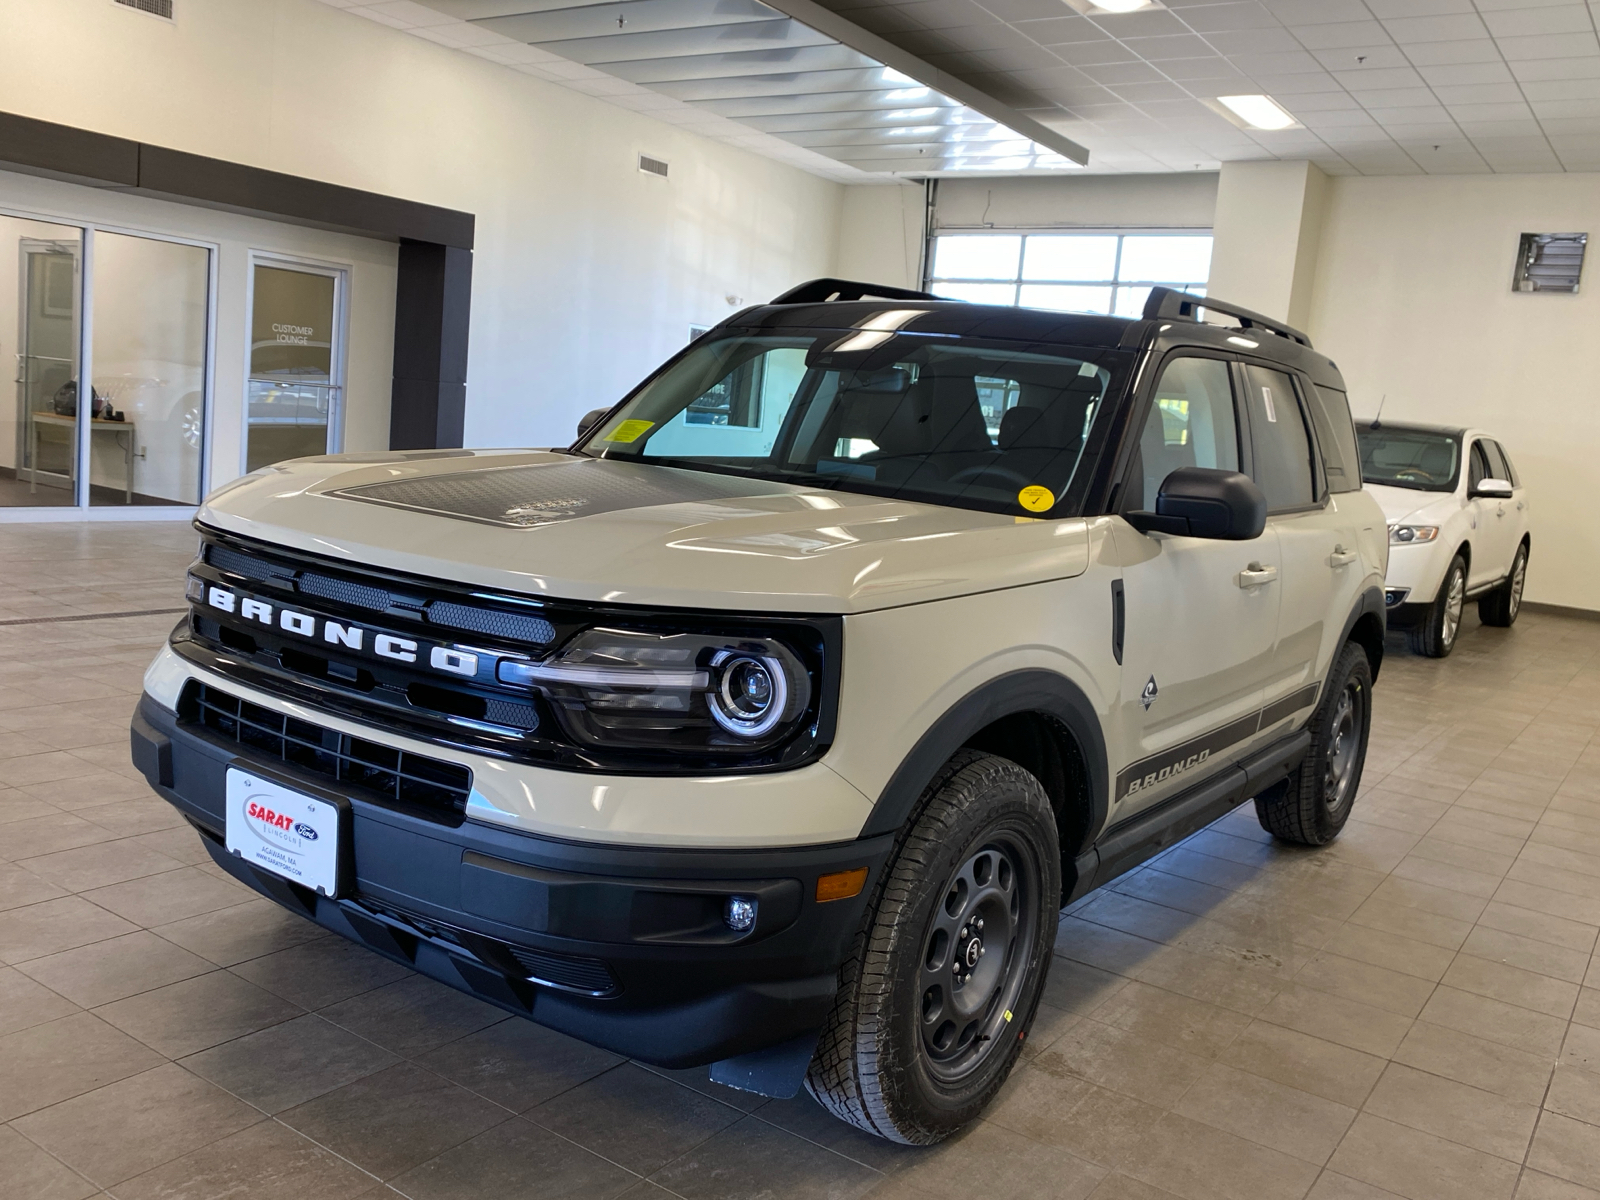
[1468,440,1491,491]
[1242,364,1316,511]
[1126,356,1238,512]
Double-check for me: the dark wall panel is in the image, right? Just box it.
[390,241,473,450]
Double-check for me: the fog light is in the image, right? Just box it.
[724,896,757,932]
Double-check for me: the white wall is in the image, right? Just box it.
[0,0,843,465]
[836,185,925,290]
[1307,173,1600,612]
[934,173,1218,231]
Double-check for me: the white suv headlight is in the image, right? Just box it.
[1389,524,1439,545]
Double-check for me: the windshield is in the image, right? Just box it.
[575,329,1131,518]
[1356,425,1461,492]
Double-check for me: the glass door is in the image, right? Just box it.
[4,218,84,508]
[245,260,344,472]
[89,231,210,506]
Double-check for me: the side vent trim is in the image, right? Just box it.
[638,154,670,179]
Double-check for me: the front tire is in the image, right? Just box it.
[1479,543,1527,627]
[1408,554,1466,657]
[1256,642,1372,846]
[806,751,1060,1144]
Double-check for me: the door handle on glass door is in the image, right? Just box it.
[1238,563,1278,588]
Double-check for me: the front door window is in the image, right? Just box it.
[245,263,341,472]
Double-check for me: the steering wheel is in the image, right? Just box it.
[946,463,1035,491]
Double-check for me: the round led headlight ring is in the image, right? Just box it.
[709,651,789,738]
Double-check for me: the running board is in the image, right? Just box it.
[1069,728,1312,904]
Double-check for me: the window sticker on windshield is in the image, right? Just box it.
[1017,485,1055,513]
[1261,387,1277,422]
[603,419,654,443]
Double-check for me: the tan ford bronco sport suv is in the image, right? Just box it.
[132,279,1387,1142]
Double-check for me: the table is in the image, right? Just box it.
[27,411,137,503]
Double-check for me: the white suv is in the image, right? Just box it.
[1356,421,1530,657]
[131,281,1388,1143]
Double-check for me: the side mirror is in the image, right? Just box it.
[1127,467,1268,540]
[575,408,610,440]
[1472,478,1513,499]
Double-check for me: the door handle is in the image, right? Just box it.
[1329,545,1358,567]
[1237,562,1278,588]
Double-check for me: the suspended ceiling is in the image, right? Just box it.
[320,0,1600,177]
[316,0,1089,180]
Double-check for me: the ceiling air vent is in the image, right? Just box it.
[1513,232,1587,293]
[638,154,669,180]
[114,0,174,17]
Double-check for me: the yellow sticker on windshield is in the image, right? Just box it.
[1017,485,1054,513]
[602,419,654,444]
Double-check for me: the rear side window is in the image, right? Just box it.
[1243,364,1316,511]
[1307,385,1362,493]
[1125,356,1240,511]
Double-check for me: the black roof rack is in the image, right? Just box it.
[769,277,941,305]
[1143,286,1312,348]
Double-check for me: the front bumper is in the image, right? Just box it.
[131,693,893,1068]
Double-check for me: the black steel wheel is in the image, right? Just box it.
[806,751,1060,1144]
[1256,641,1373,846]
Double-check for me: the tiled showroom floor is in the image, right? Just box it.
[1,522,1598,1200]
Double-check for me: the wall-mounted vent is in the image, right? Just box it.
[114,0,174,17]
[1513,232,1587,293]
[638,154,670,180]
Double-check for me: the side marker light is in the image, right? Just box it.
[816,867,869,902]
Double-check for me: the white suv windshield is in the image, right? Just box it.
[1356,426,1461,492]
[578,330,1131,518]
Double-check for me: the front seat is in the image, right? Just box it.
[863,373,992,487]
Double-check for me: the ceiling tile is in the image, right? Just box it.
[1431,82,1527,104]
[1089,10,1194,38]
[1523,76,1600,99]
[1532,96,1600,117]
[1498,32,1600,59]
[1292,20,1390,50]
[1206,28,1304,54]
[1401,39,1504,66]
[1107,80,1195,102]
[1365,103,1451,120]
[1345,86,1437,106]
[1247,70,1342,92]
[1331,65,1426,88]
[1224,49,1325,73]
[1159,57,1254,83]
[1050,39,1140,65]
[1445,101,1537,121]
[977,0,1073,21]
[1119,34,1215,60]
[1480,5,1593,38]
[1415,60,1514,86]
[1509,55,1600,80]
[1455,119,1546,136]
[1077,60,1168,84]
[1379,12,1490,42]
[1314,46,1411,71]
[1363,0,1475,17]
[1259,0,1371,24]
[1011,15,1104,44]
[1174,2,1283,34]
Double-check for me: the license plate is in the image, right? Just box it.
[225,769,342,896]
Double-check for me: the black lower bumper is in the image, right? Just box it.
[131,693,891,1069]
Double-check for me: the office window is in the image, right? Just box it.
[930,232,1212,318]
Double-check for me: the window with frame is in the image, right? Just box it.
[929,232,1212,318]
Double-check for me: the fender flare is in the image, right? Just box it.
[1339,584,1387,680]
[857,669,1109,852]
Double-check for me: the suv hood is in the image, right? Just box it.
[198,451,1091,614]
[1365,483,1463,527]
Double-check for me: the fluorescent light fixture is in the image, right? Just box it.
[1217,94,1297,131]
[1090,0,1154,11]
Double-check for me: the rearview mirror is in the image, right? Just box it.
[1126,467,1268,541]
[1472,478,1513,499]
[576,407,610,440]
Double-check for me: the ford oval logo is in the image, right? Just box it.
[293,822,319,840]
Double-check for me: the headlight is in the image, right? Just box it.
[499,627,812,753]
[1389,524,1439,545]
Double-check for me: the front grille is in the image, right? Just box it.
[299,571,392,612]
[181,680,473,825]
[426,601,554,644]
[505,944,619,995]
[209,543,295,586]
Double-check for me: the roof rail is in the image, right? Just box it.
[769,277,942,305]
[1143,286,1312,348]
